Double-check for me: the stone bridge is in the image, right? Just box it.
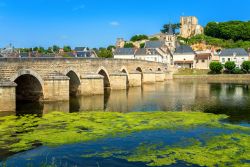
[0,58,169,111]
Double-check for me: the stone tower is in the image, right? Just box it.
[180,16,204,38]
[116,38,125,48]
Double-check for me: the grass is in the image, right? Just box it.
[174,68,210,75]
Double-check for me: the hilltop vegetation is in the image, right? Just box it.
[181,21,250,50]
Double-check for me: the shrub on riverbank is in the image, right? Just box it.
[224,61,236,73]
[242,61,250,73]
[209,62,223,74]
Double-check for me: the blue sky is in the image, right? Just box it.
[0,0,249,48]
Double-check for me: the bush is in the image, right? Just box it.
[232,67,244,74]
[242,61,250,73]
[224,61,236,73]
[209,62,223,74]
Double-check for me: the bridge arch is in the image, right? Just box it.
[136,67,143,82]
[120,66,129,87]
[11,69,44,102]
[157,67,162,71]
[97,67,111,88]
[66,70,81,96]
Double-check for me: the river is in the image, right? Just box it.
[0,79,249,167]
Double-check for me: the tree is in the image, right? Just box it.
[224,61,236,73]
[124,42,134,48]
[204,21,250,41]
[149,37,159,41]
[97,48,113,58]
[161,23,181,34]
[209,62,223,74]
[63,46,72,52]
[52,45,60,53]
[242,61,250,73]
[140,43,145,48]
[130,35,148,42]
[107,45,116,51]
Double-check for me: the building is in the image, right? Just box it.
[219,48,249,67]
[113,23,176,64]
[195,52,212,69]
[116,38,125,48]
[173,45,196,68]
[180,16,204,38]
[74,47,97,58]
[135,48,163,63]
[113,48,135,59]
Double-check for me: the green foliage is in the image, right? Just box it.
[149,37,159,41]
[107,45,116,51]
[188,34,250,50]
[124,42,135,48]
[52,45,60,53]
[130,35,148,42]
[204,21,250,41]
[140,43,145,48]
[63,45,71,52]
[241,61,250,73]
[97,48,113,58]
[209,62,223,74]
[232,67,244,74]
[161,23,180,34]
[224,61,236,73]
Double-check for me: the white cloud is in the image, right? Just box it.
[110,21,120,27]
[72,4,85,11]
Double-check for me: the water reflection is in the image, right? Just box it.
[9,80,250,124]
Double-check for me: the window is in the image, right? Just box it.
[228,58,231,61]
[202,60,205,63]
[222,58,225,63]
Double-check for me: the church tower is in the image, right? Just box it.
[164,23,176,53]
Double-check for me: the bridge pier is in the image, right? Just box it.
[128,71,142,87]
[0,81,17,112]
[80,74,104,96]
[43,72,70,101]
[156,72,165,82]
[110,73,127,90]
[142,71,156,84]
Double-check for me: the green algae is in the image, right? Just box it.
[0,111,249,160]
[82,133,250,167]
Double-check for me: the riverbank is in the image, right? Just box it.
[173,74,250,81]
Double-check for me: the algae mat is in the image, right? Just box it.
[0,111,249,167]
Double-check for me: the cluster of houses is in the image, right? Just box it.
[113,24,250,69]
[0,45,97,58]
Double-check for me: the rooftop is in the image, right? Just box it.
[220,48,248,57]
[175,45,194,54]
[113,48,135,55]
[145,41,164,49]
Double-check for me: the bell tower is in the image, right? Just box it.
[165,23,176,53]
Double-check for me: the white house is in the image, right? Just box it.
[173,45,196,68]
[135,48,163,63]
[113,48,135,59]
[219,48,249,67]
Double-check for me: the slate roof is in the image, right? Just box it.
[145,41,164,48]
[175,45,194,54]
[113,48,135,55]
[75,47,88,52]
[220,48,248,57]
[76,51,95,58]
[135,48,162,57]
